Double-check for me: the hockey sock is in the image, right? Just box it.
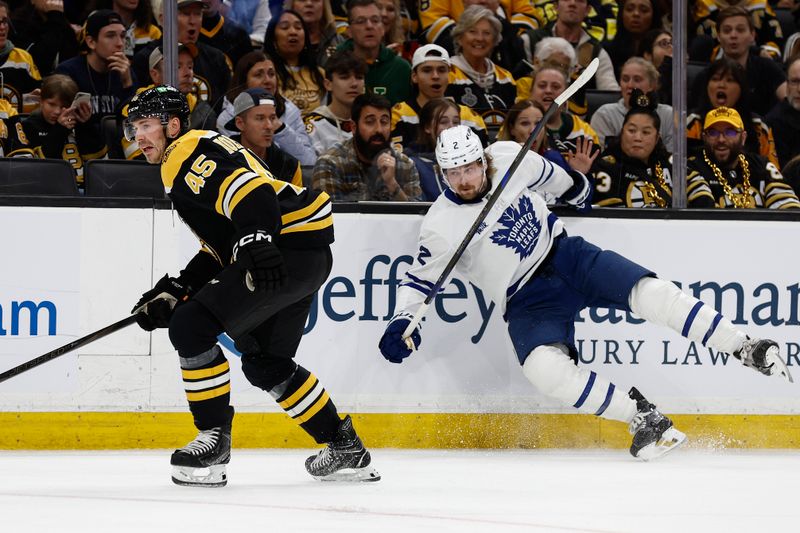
[268,365,341,444]
[180,345,233,430]
[523,344,637,423]
[629,277,746,354]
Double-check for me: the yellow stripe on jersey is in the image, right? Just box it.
[281,217,333,234]
[214,167,249,215]
[281,192,329,225]
[228,176,271,217]
[162,131,210,190]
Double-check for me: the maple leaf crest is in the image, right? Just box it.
[489,196,541,259]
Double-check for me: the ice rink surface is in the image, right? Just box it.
[1,448,798,533]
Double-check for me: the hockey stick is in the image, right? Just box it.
[0,315,139,384]
[402,58,600,347]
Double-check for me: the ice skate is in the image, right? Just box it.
[305,415,380,482]
[734,338,793,383]
[628,388,686,461]
[171,425,231,487]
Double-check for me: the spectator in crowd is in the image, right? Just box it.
[640,28,672,105]
[687,106,800,209]
[782,154,800,196]
[535,0,619,42]
[376,0,403,50]
[87,0,161,57]
[0,1,41,113]
[457,0,531,72]
[687,57,778,168]
[526,0,620,116]
[500,99,597,177]
[0,97,32,157]
[516,36,577,100]
[446,5,516,141]
[692,0,784,60]
[590,57,674,151]
[263,9,326,117]
[312,93,421,201]
[10,0,79,77]
[405,97,460,201]
[304,50,366,156]
[708,6,786,116]
[418,0,540,58]
[120,43,217,160]
[224,0,272,47]
[217,50,316,164]
[22,74,106,189]
[284,0,344,66]
[337,0,411,105]
[226,88,303,185]
[200,0,253,68]
[603,0,663,78]
[391,44,487,151]
[591,90,674,208]
[134,0,231,114]
[765,56,800,169]
[55,8,136,150]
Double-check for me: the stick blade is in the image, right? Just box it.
[555,57,600,106]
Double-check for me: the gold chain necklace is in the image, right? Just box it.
[703,152,755,208]
[639,162,670,207]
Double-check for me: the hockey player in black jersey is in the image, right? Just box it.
[125,85,379,487]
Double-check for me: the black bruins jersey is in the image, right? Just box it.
[592,149,674,208]
[161,130,334,268]
[0,48,42,113]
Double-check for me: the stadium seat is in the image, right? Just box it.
[686,61,709,96]
[585,89,621,121]
[101,115,124,159]
[0,157,78,195]
[84,159,165,198]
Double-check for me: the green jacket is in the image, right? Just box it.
[337,41,411,105]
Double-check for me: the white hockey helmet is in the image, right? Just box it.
[435,125,484,170]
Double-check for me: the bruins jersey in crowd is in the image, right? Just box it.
[161,130,333,269]
[125,23,161,57]
[390,98,488,151]
[687,150,800,209]
[692,0,783,59]
[0,99,32,157]
[419,0,542,44]
[534,0,618,42]
[687,112,778,168]
[0,47,42,113]
[544,112,600,160]
[446,65,516,141]
[592,146,674,208]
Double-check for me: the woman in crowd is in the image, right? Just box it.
[592,89,680,208]
[263,9,327,117]
[640,28,672,105]
[527,65,600,163]
[687,57,778,167]
[590,57,674,151]
[377,0,404,51]
[285,0,345,66]
[603,0,663,77]
[406,98,460,201]
[217,50,316,165]
[445,5,517,141]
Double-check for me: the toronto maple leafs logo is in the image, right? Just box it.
[490,196,541,258]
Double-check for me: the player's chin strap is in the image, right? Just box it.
[401,59,601,349]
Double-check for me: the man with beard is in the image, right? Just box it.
[687,106,800,209]
[765,56,800,169]
[312,93,421,201]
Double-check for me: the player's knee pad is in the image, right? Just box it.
[522,344,635,422]
[168,300,221,357]
[240,354,297,392]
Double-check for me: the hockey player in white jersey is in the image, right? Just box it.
[379,125,793,460]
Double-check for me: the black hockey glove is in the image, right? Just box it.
[232,230,288,293]
[379,312,422,363]
[131,275,189,331]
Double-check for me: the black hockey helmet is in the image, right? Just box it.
[123,85,190,141]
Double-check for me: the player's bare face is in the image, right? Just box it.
[444,160,486,200]
[412,62,450,99]
[132,117,167,164]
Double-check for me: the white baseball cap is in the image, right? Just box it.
[411,44,450,70]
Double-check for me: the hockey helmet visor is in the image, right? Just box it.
[124,85,190,141]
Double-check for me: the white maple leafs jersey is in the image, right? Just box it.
[396,141,591,316]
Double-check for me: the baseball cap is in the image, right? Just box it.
[224,88,277,131]
[149,43,197,70]
[411,44,450,70]
[177,0,209,7]
[84,9,124,39]
[703,106,744,131]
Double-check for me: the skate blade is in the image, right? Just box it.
[171,464,228,488]
[635,427,687,462]
[766,349,794,383]
[311,465,381,482]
